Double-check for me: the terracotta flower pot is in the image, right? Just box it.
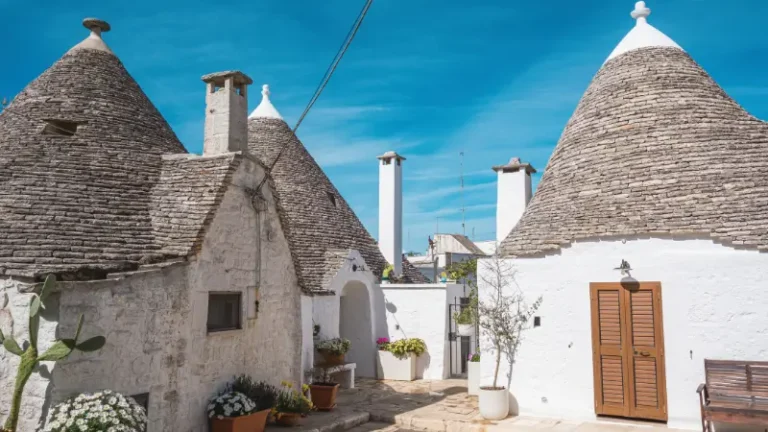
[276,412,302,427]
[310,383,339,410]
[210,408,270,432]
[321,352,345,365]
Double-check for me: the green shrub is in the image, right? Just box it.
[274,382,312,415]
[227,375,278,411]
[386,338,426,359]
[315,337,350,355]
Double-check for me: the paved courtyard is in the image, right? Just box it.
[268,379,688,432]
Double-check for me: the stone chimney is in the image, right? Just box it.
[202,71,253,155]
[493,157,536,244]
[378,151,405,277]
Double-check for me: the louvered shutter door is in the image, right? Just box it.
[590,284,630,417]
[626,283,667,421]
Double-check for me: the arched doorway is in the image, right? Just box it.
[339,281,375,377]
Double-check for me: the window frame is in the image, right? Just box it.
[206,292,243,334]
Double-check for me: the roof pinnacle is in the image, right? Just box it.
[248,83,284,120]
[70,18,113,54]
[630,1,651,23]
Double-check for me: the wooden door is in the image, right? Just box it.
[590,282,667,422]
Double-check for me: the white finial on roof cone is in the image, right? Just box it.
[248,84,284,120]
[70,18,113,54]
[604,1,681,62]
[630,1,651,23]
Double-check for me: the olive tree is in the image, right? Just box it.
[478,255,541,389]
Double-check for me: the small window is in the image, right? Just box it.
[207,293,242,332]
[42,119,78,136]
[130,393,150,411]
[327,192,337,207]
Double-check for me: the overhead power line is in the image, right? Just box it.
[255,0,375,193]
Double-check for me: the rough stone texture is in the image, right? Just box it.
[0,46,233,279]
[247,117,427,293]
[0,156,303,432]
[499,47,768,257]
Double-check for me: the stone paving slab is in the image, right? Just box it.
[277,379,689,432]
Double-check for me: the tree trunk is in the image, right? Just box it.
[4,347,37,432]
[492,347,501,388]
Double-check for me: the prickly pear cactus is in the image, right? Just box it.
[0,275,106,432]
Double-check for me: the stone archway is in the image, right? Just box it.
[339,281,375,377]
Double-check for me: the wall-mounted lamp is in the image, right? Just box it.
[614,259,632,276]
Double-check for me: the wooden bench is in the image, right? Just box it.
[697,359,768,431]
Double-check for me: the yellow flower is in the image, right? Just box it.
[281,380,289,387]
[301,384,310,392]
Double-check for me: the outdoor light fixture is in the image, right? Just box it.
[614,259,632,276]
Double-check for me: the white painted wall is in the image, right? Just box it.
[495,168,531,244]
[303,249,380,378]
[340,281,376,377]
[477,238,768,431]
[378,153,403,275]
[380,283,472,380]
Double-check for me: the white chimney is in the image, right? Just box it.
[202,71,253,155]
[493,157,536,244]
[378,151,405,276]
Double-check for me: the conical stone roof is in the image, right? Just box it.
[0,19,238,279]
[247,87,428,292]
[499,2,768,257]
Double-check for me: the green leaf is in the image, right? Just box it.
[29,295,41,317]
[29,312,39,350]
[39,340,74,362]
[40,274,56,303]
[3,336,24,356]
[75,336,105,352]
[73,314,84,342]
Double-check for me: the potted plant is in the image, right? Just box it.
[207,391,263,432]
[381,264,394,284]
[43,390,147,432]
[454,294,476,337]
[478,256,542,420]
[309,365,340,411]
[227,375,277,428]
[315,337,350,365]
[376,337,426,381]
[273,381,313,426]
[467,353,480,396]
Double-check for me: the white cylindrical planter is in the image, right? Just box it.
[478,387,509,420]
[467,362,480,395]
[457,323,474,337]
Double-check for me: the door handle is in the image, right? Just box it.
[634,350,650,356]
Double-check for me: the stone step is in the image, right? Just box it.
[267,410,370,432]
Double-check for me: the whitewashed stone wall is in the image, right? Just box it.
[380,283,468,380]
[477,238,768,431]
[0,155,303,432]
[303,250,379,378]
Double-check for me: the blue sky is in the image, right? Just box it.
[3,0,768,253]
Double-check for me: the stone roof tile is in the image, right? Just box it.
[247,117,426,292]
[499,47,768,257]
